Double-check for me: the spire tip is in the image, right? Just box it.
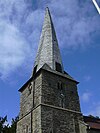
[45,6,49,11]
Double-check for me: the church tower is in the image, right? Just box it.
[17,7,87,133]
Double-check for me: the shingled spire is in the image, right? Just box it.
[33,7,64,73]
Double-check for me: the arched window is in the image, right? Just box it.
[58,82,62,90]
[58,82,65,108]
[60,93,65,108]
[28,82,32,95]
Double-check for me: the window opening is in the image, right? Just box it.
[58,82,62,90]
[33,65,37,75]
[55,62,62,72]
[58,82,65,108]
[28,82,32,95]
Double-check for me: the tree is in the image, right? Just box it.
[0,116,7,132]
[9,116,19,133]
[0,115,19,133]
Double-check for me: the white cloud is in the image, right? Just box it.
[84,75,91,82]
[94,105,100,116]
[0,22,31,78]
[81,92,92,102]
[49,0,100,49]
[88,102,100,117]
[0,0,100,79]
[0,0,33,79]
[34,0,100,51]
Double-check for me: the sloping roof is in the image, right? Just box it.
[84,116,100,130]
[18,77,32,92]
[42,63,78,83]
[19,63,78,92]
[86,122,100,130]
[33,7,64,73]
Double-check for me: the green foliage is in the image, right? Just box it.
[0,116,7,132]
[0,115,19,133]
[10,116,19,133]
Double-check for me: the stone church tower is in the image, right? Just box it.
[17,7,87,133]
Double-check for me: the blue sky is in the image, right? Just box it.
[0,0,100,122]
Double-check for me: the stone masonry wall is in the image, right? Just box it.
[41,70,81,112]
[41,104,82,133]
[17,113,31,133]
[19,73,42,118]
[17,69,84,133]
[32,106,41,133]
[20,84,33,118]
[17,106,41,133]
[17,72,42,133]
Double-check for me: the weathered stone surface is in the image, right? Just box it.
[33,7,64,73]
[17,69,86,133]
[41,104,82,133]
[41,69,81,112]
[17,106,41,133]
[17,7,87,133]
[17,113,31,133]
[19,73,42,118]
